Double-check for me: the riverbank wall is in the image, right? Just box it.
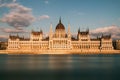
[0,50,120,55]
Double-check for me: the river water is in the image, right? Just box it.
[0,54,120,80]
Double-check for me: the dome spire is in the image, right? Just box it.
[59,17,61,23]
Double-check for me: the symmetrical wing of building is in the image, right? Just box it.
[7,18,113,51]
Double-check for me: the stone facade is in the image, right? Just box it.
[7,18,113,51]
[116,40,120,50]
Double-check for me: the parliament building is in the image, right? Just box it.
[7,18,114,52]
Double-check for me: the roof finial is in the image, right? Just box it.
[59,17,61,23]
[87,28,89,33]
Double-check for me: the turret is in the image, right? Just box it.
[30,29,43,41]
[77,28,90,41]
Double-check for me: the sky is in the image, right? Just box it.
[0,0,120,41]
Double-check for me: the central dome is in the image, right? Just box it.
[56,18,65,30]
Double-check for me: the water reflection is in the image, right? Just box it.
[48,55,73,70]
[0,54,120,80]
[0,55,119,71]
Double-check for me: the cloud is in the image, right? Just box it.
[0,35,8,39]
[118,18,120,22]
[0,3,6,7]
[0,34,8,41]
[90,25,120,39]
[13,0,16,3]
[77,12,85,15]
[44,0,49,4]
[1,2,35,29]
[0,35,8,41]
[0,0,16,7]
[0,27,28,33]
[39,15,50,20]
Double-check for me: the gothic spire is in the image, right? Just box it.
[49,23,53,33]
[68,23,71,34]
[17,33,19,38]
[9,34,11,38]
[40,29,43,33]
[31,29,34,33]
[67,23,71,39]
[102,34,103,38]
[87,28,89,33]
[78,27,80,33]
[49,23,53,39]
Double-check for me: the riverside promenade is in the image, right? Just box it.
[0,50,120,55]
